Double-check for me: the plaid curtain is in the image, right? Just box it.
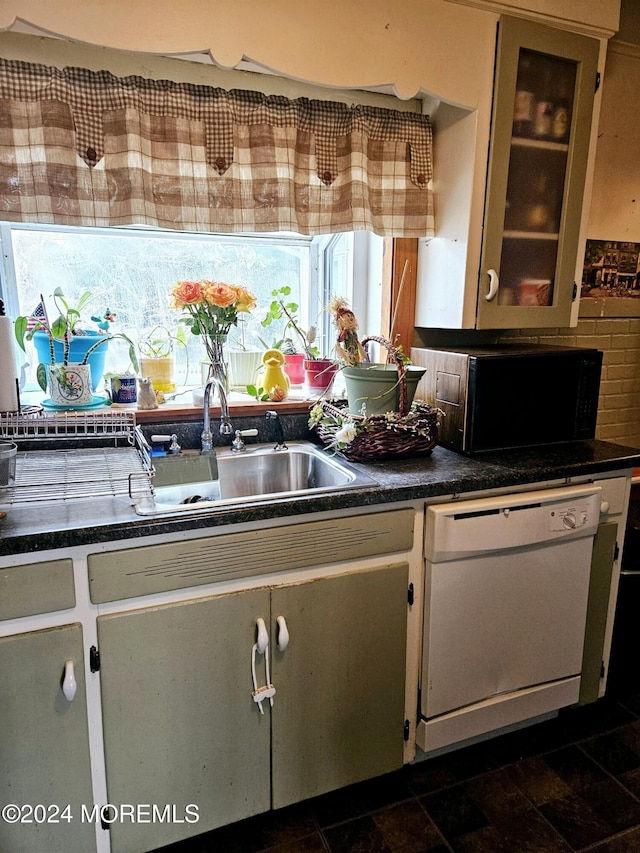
[0,58,433,237]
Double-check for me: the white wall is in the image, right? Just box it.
[587,41,640,240]
[0,0,499,108]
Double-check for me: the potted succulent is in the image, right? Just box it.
[260,285,339,392]
[260,286,317,386]
[14,288,138,406]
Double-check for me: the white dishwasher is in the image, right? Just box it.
[417,483,602,755]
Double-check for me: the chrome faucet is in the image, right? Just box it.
[201,376,233,452]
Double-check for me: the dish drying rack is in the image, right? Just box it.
[0,410,154,505]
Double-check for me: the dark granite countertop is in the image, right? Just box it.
[1,439,639,557]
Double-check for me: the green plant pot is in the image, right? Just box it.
[342,363,426,416]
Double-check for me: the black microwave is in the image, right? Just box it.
[410,344,603,454]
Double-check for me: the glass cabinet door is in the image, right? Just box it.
[477,17,599,329]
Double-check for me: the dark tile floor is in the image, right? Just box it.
[154,689,640,853]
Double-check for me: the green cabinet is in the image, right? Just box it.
[416,15,600,330]
[0,624,96,853]
[97,563,408,853]
[580,521,619,704]
[98,587,271,853]
[270,566,408,809]
[478,16,599,329]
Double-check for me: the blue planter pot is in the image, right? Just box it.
[32,330,109,392]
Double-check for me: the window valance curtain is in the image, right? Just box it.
[0,58,433,237]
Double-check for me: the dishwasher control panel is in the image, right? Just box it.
[425,484,602,562]
[549,503,592,532]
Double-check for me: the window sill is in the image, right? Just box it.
[18,388,318,425]
[134,396,314,424]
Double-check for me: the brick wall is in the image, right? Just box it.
[502,314,640,449]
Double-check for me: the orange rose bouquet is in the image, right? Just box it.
[171,279,257,377]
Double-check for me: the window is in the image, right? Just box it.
[0,223,382,396]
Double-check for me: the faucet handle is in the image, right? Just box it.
[231,429,258,452]
[201,429,213,453]
[150,433,181,455]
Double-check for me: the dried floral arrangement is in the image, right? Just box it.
[309,399,440,461]
[327,296,367,366]
[309,298,441,461]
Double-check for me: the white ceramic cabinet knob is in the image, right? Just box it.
[62,659,77,702]
[255,617,269,654]
[486,269,499,301]
[276,615,290,651]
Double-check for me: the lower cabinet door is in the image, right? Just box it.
[580,521,619,704]
[0,624,96,853]
[98,588,271,853]
[270,563,409,808]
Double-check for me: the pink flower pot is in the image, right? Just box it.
[304,358,339,393]
[283,352,305,385]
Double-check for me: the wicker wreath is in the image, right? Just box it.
[310,336,440,462]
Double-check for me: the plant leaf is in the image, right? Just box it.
[14,316,28,352]
[128,343,139,373]
[76,291,94,313]
[51,316,67,338]
[36,362,48,392]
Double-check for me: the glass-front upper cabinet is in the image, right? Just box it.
[477,17,599,329]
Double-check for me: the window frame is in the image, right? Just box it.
[0,223,401,412]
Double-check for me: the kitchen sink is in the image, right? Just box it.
[133,441,377,515]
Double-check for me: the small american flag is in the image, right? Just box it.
[26,296,48,331]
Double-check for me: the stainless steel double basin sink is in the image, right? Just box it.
[133,441,376,515]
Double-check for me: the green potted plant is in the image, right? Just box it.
[138,324,188,393]
[226,315,263,392]
[327,297,424,415]
[14,288,138,405]
[260,286,323,386]
[302,303,340,393]
[303,353,340,394]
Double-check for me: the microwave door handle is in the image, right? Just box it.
[486,269,499,302]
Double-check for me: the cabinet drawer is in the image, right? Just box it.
[88,508,415,603]
[0,559,75,621]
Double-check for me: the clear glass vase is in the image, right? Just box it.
[202,334,228,388]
